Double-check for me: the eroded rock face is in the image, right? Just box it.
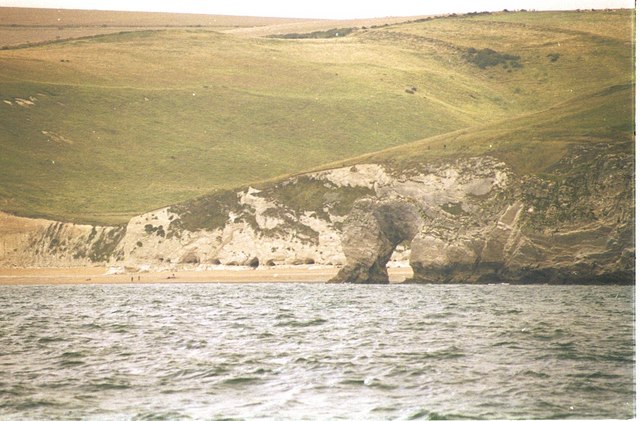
[329,156,516,283]
[328,198,421,284]
[0,142,633,283]
[0,212,125,267]
[331,143,634,284]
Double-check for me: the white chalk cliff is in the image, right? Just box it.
[0,142,633,284]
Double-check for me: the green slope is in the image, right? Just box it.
[0,9,634,224]
[348,82,634,175]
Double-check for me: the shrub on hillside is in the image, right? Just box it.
[464,47,522,69]
[269,27,356,39]
[547,53,561,62]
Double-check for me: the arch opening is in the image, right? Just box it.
[328,198,421,284]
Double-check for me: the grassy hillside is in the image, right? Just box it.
[0,7,306,48]
[0,9,634,224]
[349,82,634,174]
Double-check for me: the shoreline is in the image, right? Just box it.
[0,266,414,285]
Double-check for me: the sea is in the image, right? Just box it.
[0,283,635,420]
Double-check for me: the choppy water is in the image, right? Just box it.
[0,283,634,420]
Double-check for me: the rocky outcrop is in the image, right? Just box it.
[328,198,421,283]
[0,170,375,269]
[111,185,349,270]
[328,155,515,283]
[0,212,125,267]
[0,142,633,285]
[331,142,634,284]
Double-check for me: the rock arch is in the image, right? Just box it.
[328,197,422,284]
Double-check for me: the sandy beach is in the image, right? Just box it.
[0,266,414,285]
